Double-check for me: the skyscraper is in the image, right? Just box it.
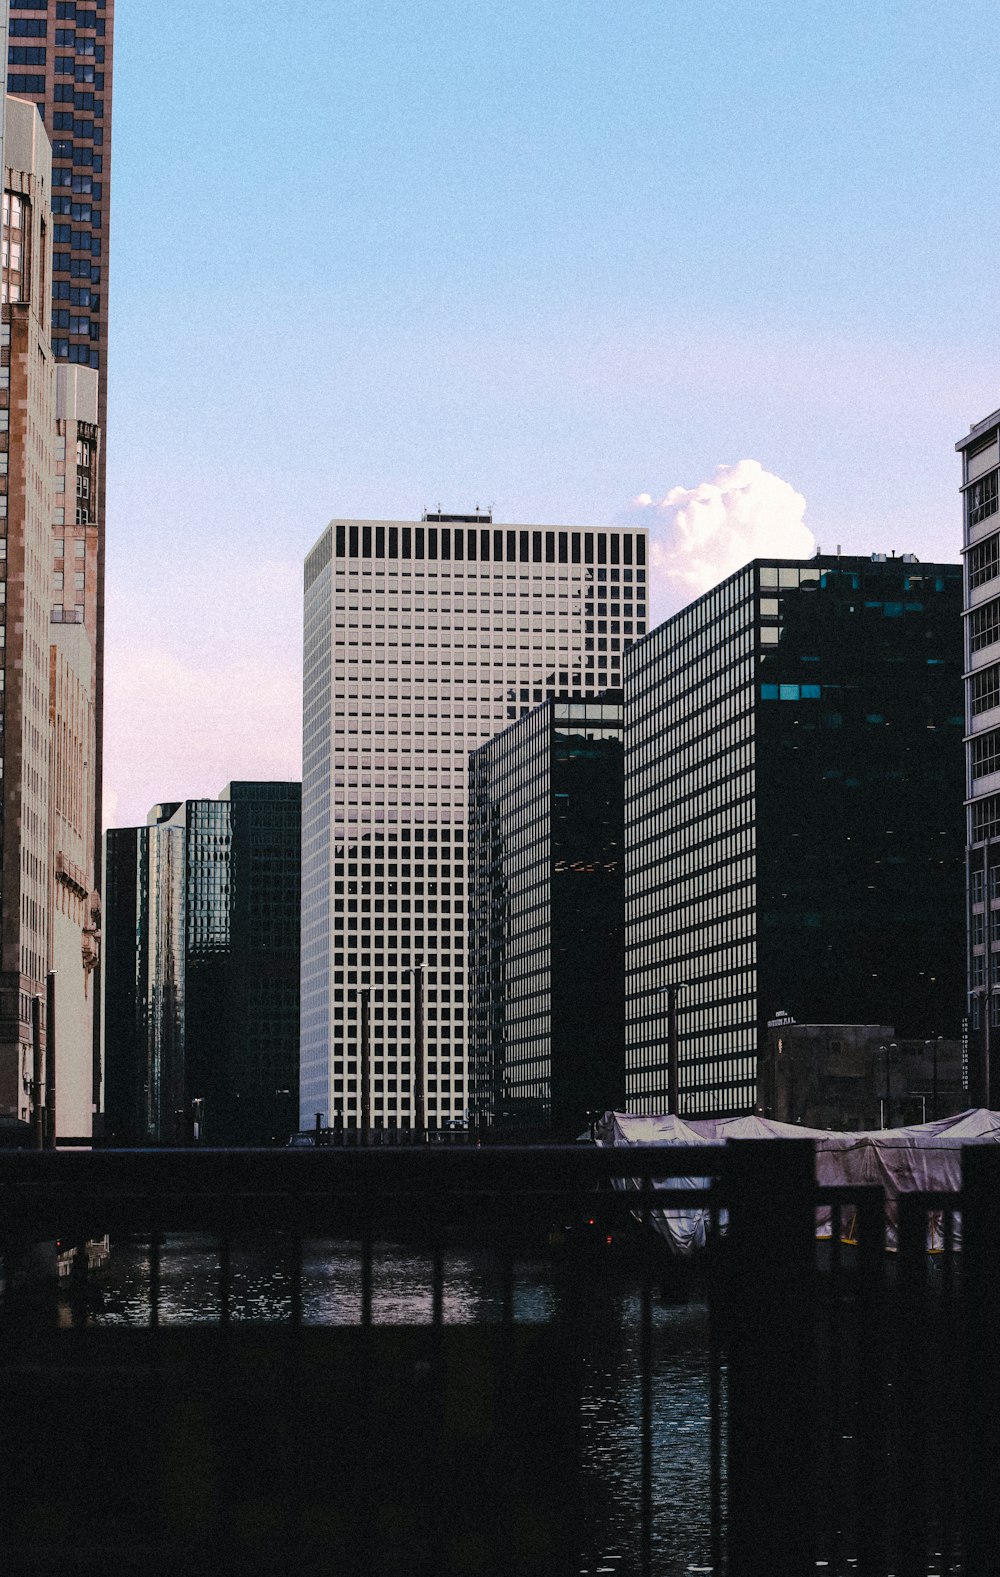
[103,784,301,1145]
[468,693,625,1138]
[7,0,111,424]
[301,515,647,1133]
[625,553,964,1116]
[7,0,113,935]
[0,93,55,1124]
[957,406,1000,1100]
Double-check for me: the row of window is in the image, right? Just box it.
[51,86,103,110]
[972,664,1000,716]
[52,312,96,334]
[54,60,104,82]
[53,149,104,174]
[51,114,102,140]
[970,531,1000,590]
[331,524,646,567]
[969,470,999,528]
[52,283,96,305]
[11,4,106,23]
[52,256,101,281]
[970,598,1000,653]
[972,729,1000,781]
[970,867,1000,906]
[50,342,98,367]
[53,229,101,252]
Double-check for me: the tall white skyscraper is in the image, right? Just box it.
[301,513,648,1131]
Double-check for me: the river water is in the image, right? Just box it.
[71,1235,720,1576]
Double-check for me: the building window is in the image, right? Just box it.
[972,729,1000,780]
[972,664,1000,716]
[970,598,1000,653]
[970,533,1000,591]
[973,794,1000,843]
[969,470,1000,528]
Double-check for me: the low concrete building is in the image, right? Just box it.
[755,1017,966,1130]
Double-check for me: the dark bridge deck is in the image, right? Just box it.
[1,1142,998,1576]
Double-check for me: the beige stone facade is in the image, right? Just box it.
[0,96,55,1119]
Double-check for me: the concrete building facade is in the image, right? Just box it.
[301,515,647,1133]
[9,4,115,1090]
[0,93,54,1124]
[957,407,1000,1103]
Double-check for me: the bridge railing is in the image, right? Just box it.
[0,1139,994,1576]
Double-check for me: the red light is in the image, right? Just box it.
[587,1217,595,1226]
[606,1235,613,1246]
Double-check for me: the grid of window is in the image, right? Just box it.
[6,0,111,380]
[627,554,964,1117]
[970,597,1000,653]
[301,519,646,1130]
[971,662,1000,716]
[973,794,1000,844]
[972,728,1000,781]
[969,532,1000,590]
[968,470,999,528]
[625,565,757,1116]
[468,698,624,1135]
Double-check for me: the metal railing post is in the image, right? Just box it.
[962,1145,1000,1577]
[724,1138,817,1576]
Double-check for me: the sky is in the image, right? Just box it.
[103,0,1000,826]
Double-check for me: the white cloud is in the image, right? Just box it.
[630,459,815,621]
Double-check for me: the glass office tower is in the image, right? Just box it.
[103,783,301,1144]
[469,695,625,1137]
[625,553,964,1116]
[301,516,647,1132]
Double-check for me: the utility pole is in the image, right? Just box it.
[412,962,425,1140]
[31,995,43,1149]
[359,988,371,1146]
[45,972,56,1149]
[665,982,685,1118]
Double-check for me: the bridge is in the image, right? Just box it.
[1,1140,998,1575]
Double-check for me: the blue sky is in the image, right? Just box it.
[104,0,1000,824]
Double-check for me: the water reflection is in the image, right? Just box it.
[77,1235,718,1576]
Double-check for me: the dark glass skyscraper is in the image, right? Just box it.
[469,695,625,1137]
[625,554,965,1116]
[103,783,301,1145]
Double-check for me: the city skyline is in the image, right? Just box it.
[99,1,996,828]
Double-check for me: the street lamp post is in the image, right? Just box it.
[359,989,371,1147]
[878,1042,898,1129]
[973,987,995,1109]
[657,982,687,1118]
[410,962,425,1141]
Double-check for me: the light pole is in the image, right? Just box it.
[924,1037,942,1122]
[878,1042,898,1129]
[972,987,996,1109]
[410,961,425,1141]
[656,983,687,1118]
[359,988,371,1146]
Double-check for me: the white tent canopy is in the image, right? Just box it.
[595,1108,1000,1255]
